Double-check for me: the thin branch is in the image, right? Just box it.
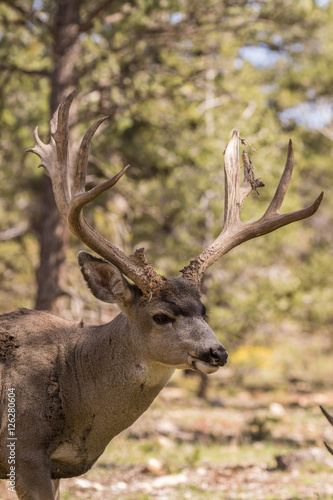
[79,0,122,32]
[0,223,28,242]
[0,0,54,34]
[0,63,51,78]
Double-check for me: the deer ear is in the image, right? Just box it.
[77,251,134,306]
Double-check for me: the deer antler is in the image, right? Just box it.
[180,130,324,287]
[27,91,165,295]
[28,93,323,294]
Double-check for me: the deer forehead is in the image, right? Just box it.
[149,298,206,318]
[139,277,206,318]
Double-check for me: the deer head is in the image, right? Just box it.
[27,91,323,374]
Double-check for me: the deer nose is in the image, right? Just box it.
[210,347,228,366]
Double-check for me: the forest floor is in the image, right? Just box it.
[1,343,333,500]
[60,379,333,500]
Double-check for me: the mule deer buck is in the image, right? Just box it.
[0,91,323,500]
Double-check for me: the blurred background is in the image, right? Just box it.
[0,1,333,498]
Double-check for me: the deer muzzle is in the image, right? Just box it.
[188,346,228,374]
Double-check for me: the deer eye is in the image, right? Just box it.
[153,314,173,325]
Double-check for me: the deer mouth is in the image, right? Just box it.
[187,355,220,375]
[187,347,228,374]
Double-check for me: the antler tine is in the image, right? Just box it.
[28,92,165,296]
[265,139,294,216]
[259,191,324,229]
[180,131,323,288]
[26,92,76,220]
[223,130,241,228]
[51,89,75,138]
[73,115,109,196]
[68,164,130,235]
[51,90,76,208]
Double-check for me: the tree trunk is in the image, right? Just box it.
[35,0,81,311]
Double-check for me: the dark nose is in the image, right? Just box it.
[210,346,228,366]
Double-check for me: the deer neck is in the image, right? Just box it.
[57,313,173,462]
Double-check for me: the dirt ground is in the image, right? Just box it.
[2,463,333,500]
[1,379,333,500]
[59,460,333,499]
